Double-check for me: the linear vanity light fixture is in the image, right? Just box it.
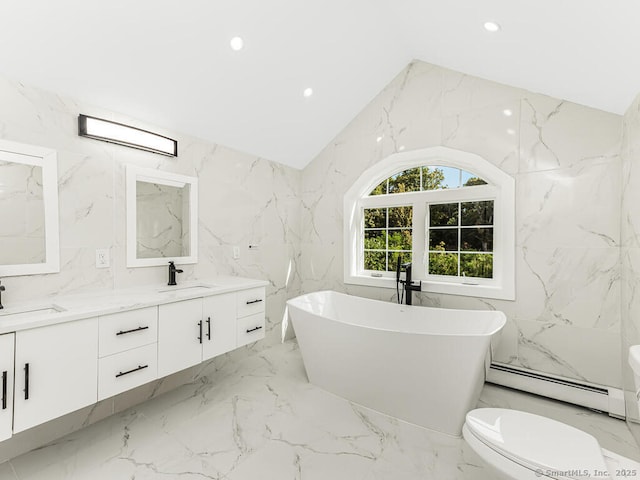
[78,114,178,157]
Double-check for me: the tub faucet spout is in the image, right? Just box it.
[397,261,421,305]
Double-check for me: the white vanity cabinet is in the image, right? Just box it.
[158,293,236,377]
[13,318,98,433]
[0,333,14,442]
[0,279,267,442]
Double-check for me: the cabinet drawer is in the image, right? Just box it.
[236,288,265,318]
[237,312,265,347]
[99,307,158,357]
[98,343,157,400]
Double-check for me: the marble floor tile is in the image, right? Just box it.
[2,341,639,479]
[0,462,17,480]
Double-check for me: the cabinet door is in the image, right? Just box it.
[13,318,98,433]
[202,293,236,361]
[0,333,14,442]
[158,298,203,377]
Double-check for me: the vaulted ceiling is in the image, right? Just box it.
[0,0,638,169]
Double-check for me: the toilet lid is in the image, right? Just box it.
[465,408,610,479]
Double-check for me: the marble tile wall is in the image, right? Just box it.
[622,91,640,445]
[0,73,301,460]
[300,60,623,388]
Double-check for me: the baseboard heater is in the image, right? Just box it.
[487,363,626,419]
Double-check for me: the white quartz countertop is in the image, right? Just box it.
[0,276,269,334]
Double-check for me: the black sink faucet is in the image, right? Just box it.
[168,261,183,286]
[0,280,5,310]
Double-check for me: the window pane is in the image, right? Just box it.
[461,253,493,278]
[461,201,494,226]
[388,206,412,228]
[437,166,461,189]
[462,170,488,187]
[422,167,447,191]
[429,252,458,276]
[364,230,387,250]
[429,203,458,227]
[388,251,411,272]
[369,179,387,196]
[429,228,458,251]
[461,227,493,252]
[389,168,421,194]
[364,251,386,271]
[389,229,412,250]
[364,208,386,228]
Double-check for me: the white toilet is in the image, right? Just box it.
[463,408,640,479]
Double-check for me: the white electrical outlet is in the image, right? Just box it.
[233,246,240,259]
[96,248,110,268]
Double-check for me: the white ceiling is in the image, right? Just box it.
[0,0,638,169]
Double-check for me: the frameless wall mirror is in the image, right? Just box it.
[0,139,60,276]
[126,165,198,267]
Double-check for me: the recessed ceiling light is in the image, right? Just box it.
[230,36,244,51]
[503,109,513,117]
[303,87,313,98]
[483,21,501,32]
[376,136,383,143]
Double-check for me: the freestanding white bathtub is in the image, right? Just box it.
[287,290,506,437]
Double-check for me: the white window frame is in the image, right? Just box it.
[344,146,515,300]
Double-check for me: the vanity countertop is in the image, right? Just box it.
[0,276,269,334]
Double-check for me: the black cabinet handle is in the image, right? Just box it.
[116,326,149,336]
[197,320,203,344]
[246,325,263,333]
[206,317,211,340]
[246,299,263,305]
[2,371,6,410]
[24,363,29,400]
[115,364,148,378]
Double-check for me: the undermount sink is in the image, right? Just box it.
[0,304,66,321]
[157,284,218,294]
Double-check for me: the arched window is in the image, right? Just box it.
[344,146,515,300]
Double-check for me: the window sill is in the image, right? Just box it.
[344,274,514,301]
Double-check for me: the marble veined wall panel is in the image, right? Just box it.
[622,92,640,446]
[301,60,623,388]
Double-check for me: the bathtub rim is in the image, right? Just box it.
[287,290,506,337]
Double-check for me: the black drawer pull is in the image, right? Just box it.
[115,364,148,378]
[2,371,6,410]
[24,363,29,400]
[197,320,203,344]
[206,317,211,340]
[246,299,263,305]
[246,325,263,333]
[116,325,149,336]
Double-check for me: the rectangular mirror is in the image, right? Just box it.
[126,165,198,267]
[0,139,59,276]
